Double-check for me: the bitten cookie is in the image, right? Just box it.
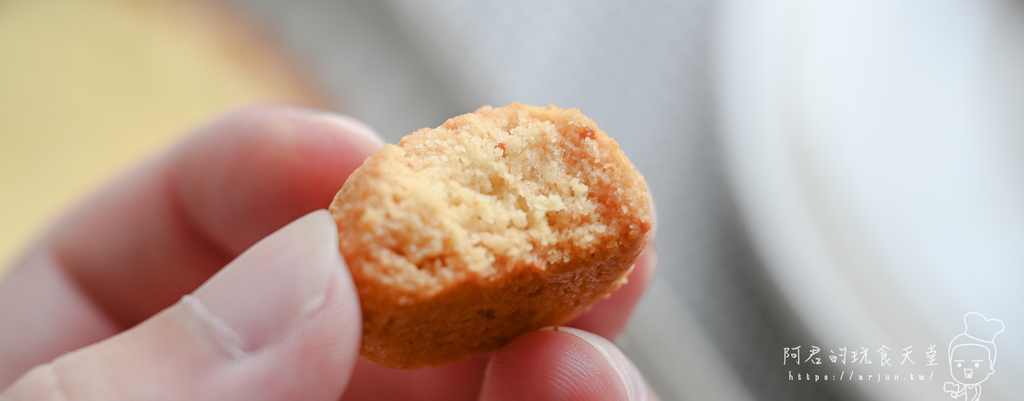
[329,103,651,369]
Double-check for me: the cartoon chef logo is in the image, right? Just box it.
[942,312,1004,401]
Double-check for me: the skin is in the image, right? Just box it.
[0,106,659,401]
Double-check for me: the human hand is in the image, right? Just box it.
[0,106,659,400]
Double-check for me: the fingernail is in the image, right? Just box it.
[641,242,658,270]
[189,210,341,356]
[309,111,386,148]
[555,327,646,401]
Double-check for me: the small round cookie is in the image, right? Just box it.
[329,103,651,369]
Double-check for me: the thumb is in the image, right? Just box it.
[481,327,657,401]
[1,210,361,401]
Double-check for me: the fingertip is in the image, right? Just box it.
[637,241,658,283]
[555,327,647,401]
[482,327,649,401]
[342,355,487,401]
[175,106,381,255]
[199,209,361,399]
[301,110,386,149]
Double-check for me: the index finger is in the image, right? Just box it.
[60,104,385,323]
[56,106,383,326]
[0,106,383,385]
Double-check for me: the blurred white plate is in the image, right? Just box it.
[717,0,1024,399]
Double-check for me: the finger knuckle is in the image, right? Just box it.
[1,363,70,401]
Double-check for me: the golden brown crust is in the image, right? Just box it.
[329,103,651,368]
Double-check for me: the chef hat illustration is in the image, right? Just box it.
[948,312,1005,366]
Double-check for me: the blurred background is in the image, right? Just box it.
[2,0,1022,399]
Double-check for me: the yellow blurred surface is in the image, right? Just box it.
[0,0,323,272]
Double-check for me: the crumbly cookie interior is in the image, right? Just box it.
[346,105,630,295]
